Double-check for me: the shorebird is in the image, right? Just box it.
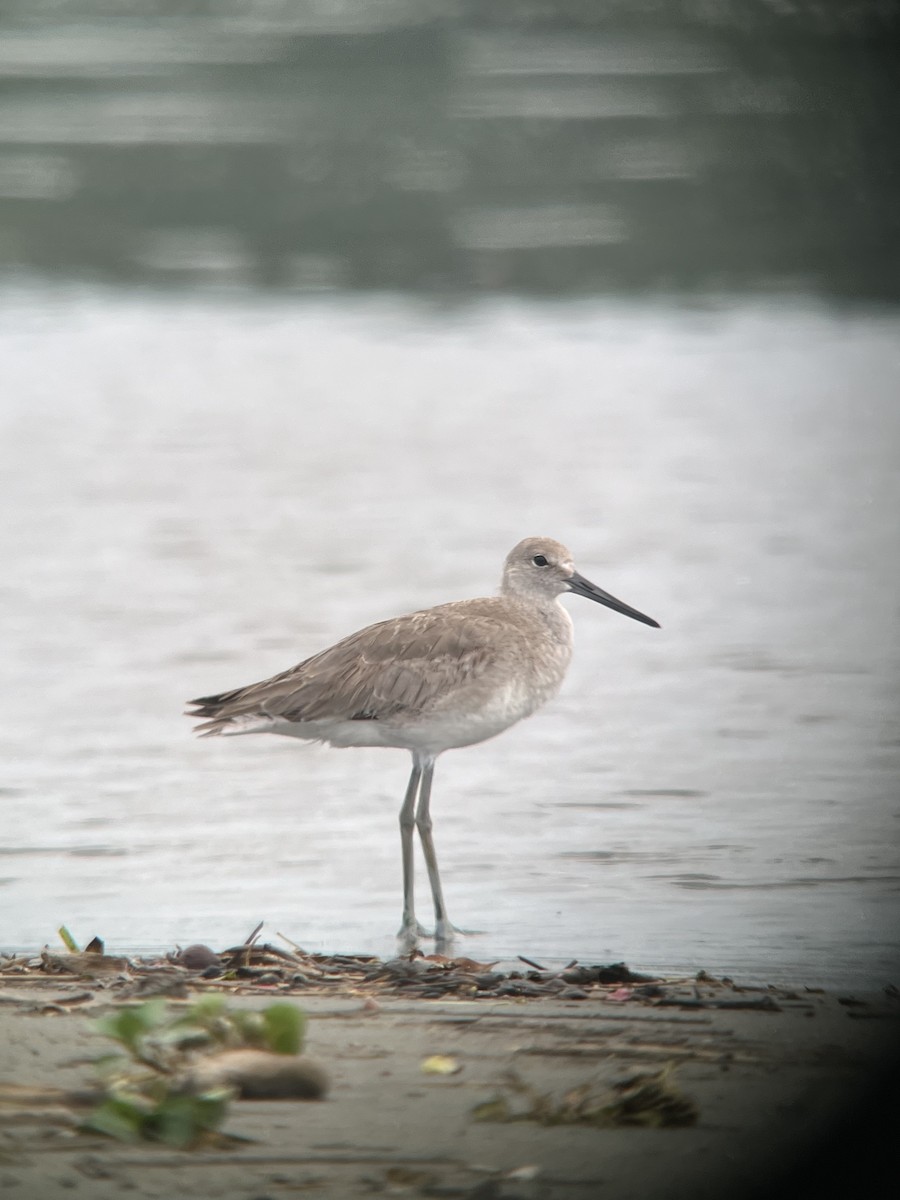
[187,537,659,945]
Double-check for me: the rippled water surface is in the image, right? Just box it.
[2,289,898,988]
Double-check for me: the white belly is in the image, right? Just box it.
[265,673,555,757]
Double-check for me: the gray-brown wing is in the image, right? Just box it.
[187,601,505,725]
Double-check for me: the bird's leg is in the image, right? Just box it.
[414,758,455,946]
[397,758,423,946]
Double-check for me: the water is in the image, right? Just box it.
[0,6,898,300]
[1,287,899,989]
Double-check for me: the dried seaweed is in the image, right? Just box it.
[471,1063,699,1129]
[0,928,815,1011]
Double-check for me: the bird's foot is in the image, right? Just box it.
[434,919,480,950]
[398,920,480,954]
[396,919,430,949]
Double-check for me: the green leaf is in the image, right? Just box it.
[58,925,80,953]
[82,1096,147,1143]
[231,1010,266,1045]
[150,1097,202,1148]
[192,1089,231,1130]
[93,1000,168,1051]
[155,1022,213,1051]
[151,1091,230,1148]
[261,1003,305,1055]
[183,994,227,1024]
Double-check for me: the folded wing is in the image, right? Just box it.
[186,602,502,735]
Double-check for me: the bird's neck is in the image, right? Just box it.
[505,592,574,649]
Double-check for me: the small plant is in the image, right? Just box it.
[83,1081,231,1149]
[83,996,307,1148]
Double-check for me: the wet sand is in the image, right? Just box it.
[1,952,898,1200]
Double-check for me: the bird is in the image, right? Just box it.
[186,536,659,946]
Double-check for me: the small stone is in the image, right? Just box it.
[185,1049,329,1100]
[177,944,220,971]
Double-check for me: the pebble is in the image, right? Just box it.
[185,1049,329,1100]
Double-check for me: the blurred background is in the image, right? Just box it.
[1,0,898,296]
[1,0,898,987]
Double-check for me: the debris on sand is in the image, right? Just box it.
[0,925,828,1013]
[472,1063,698,1129]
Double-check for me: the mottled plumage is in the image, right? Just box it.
[187,537,658,944]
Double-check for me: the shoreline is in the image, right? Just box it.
[4,929,892,995]
[2,946,899,1199]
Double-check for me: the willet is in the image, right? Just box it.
[187,537,659,945]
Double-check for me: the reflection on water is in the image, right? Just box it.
[1,287,898,988]
[0,3,897,298]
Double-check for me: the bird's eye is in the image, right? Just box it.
[532,554,549,567]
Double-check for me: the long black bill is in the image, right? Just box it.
[567,570,660,628]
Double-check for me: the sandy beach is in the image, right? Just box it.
[1,947,898,1200]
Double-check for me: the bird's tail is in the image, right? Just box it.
[185,689,273,737]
